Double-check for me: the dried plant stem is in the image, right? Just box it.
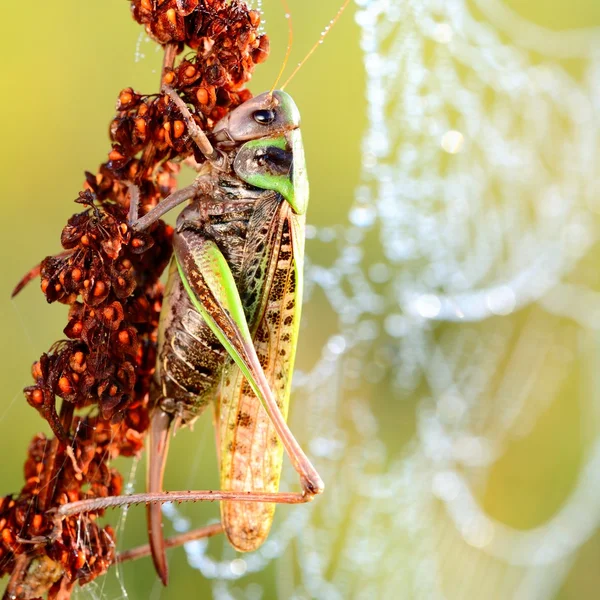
[3,555,28,600]
[161,42,178,82]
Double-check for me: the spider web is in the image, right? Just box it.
[100,0,600,597]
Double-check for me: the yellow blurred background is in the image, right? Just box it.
[2,1,600,599]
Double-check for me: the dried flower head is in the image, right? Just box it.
[112,0,268,170]
[5,0,270,595]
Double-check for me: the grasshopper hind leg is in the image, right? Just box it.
[146,408,173,586]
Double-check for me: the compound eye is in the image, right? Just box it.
[253,109,276,125]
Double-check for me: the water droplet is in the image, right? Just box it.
[319,227,337,242]
[434,23,454,44]
[486,286,516,316]
[462,517,495,549]
[414,295,442,319]
[431,471,461,501]
[369,263,390,283]
[453,435,493,467]
[230,558,247,576]
[385,314,407,337]
[327,335,347,355]
[349,205,377,227]
[441,130,465,154]
[436,394,467,424]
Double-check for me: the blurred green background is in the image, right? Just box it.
[2,1,600,599]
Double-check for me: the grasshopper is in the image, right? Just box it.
[113,85,322,584]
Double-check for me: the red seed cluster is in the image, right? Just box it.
[3,189,168,594]
[23,191,172,437]
[4,1,269,596]
[0,429,123,596]
[131,0,269,76]
[110,0,268,169]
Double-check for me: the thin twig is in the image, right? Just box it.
[161,42,178,84]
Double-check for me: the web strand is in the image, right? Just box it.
[270,0,294,93]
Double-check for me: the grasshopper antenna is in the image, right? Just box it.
[281,0,350,91]
[269,0,294,94]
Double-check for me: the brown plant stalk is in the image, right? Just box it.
[1,2,269,598]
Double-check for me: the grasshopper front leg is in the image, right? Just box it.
[126,177,213,232]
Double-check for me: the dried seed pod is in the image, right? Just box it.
[98,301,125,330]
[176,0,199,16]
[116,87,141,110]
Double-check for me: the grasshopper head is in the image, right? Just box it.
[212,91,300,143]
[213,90,308,215]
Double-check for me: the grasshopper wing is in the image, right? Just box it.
[215,200,305,551]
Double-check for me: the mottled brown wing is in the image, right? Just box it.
[215,198,305,552]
